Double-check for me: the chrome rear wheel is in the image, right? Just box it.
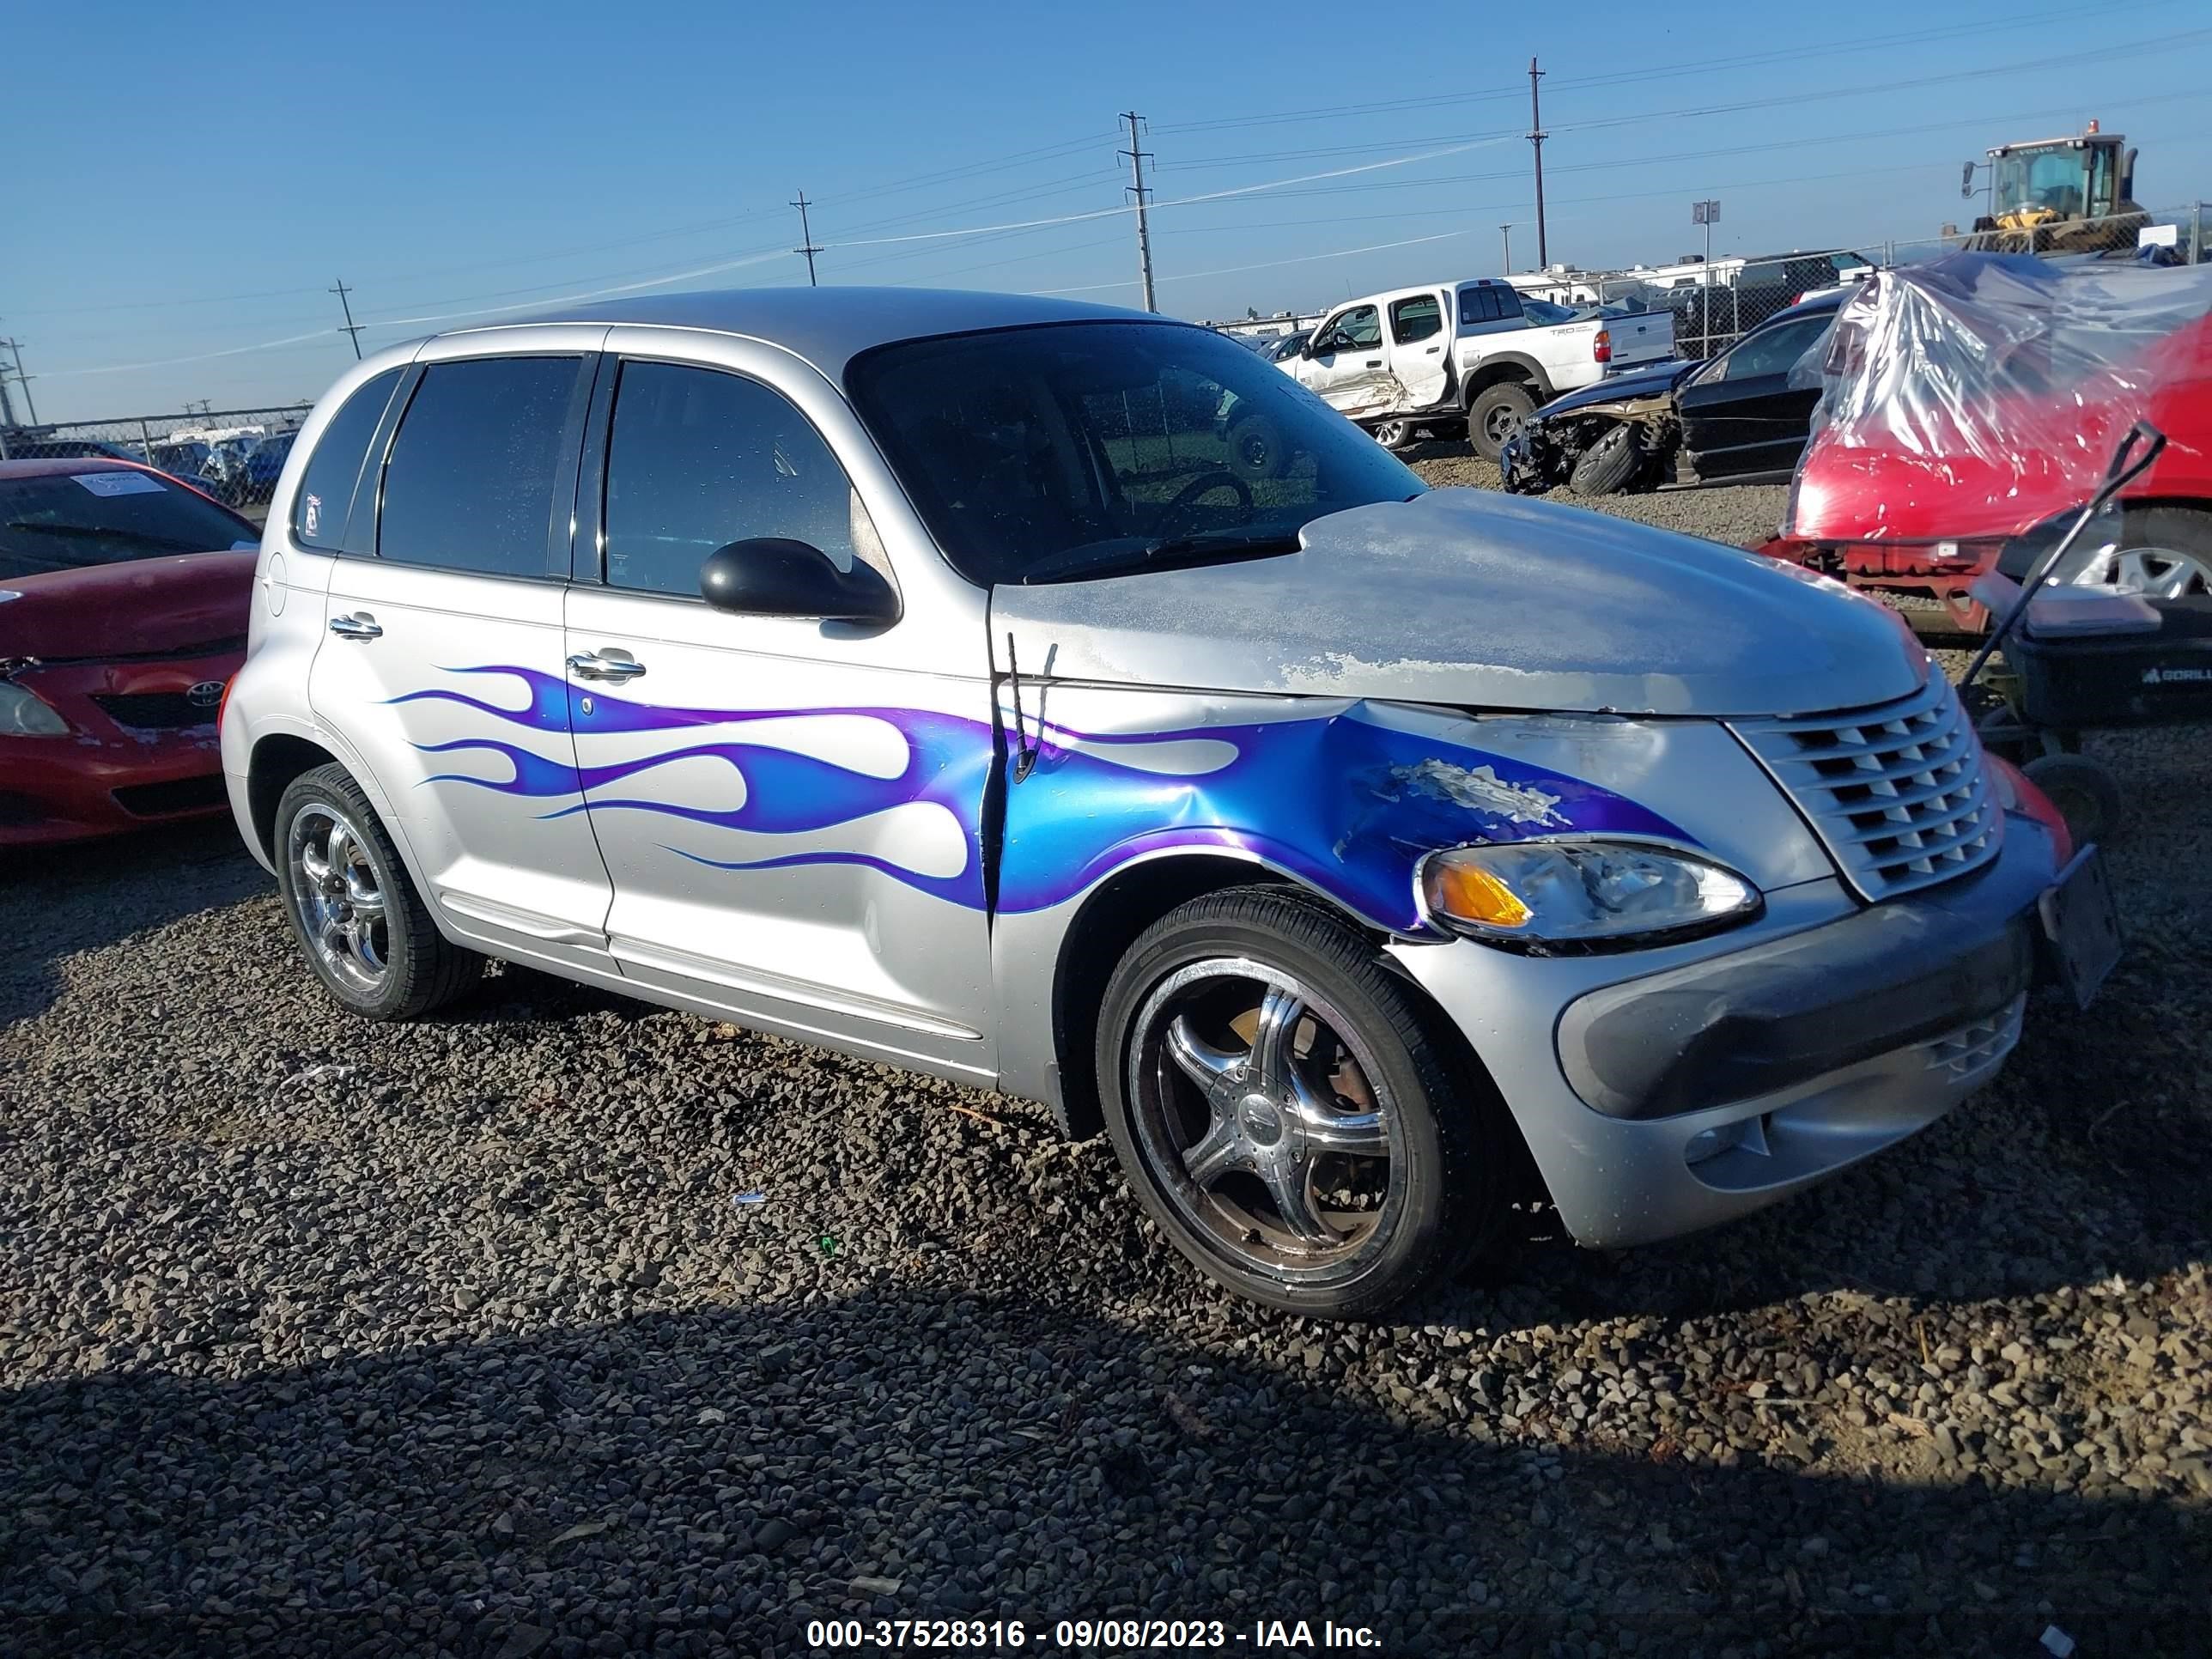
[286,800,389,997]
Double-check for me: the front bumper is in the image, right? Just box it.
[1389,813,2063,1249]
[0,653,238,846]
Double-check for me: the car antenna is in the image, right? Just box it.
[1960,420,2166,692]
[1003,633,1040,781]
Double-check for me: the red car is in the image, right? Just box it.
[0,458,260,847]
[1763,252,2212,629]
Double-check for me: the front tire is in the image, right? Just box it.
[274,763,483,1020]
[2021,753,2124,848]
[1468,382,1537,463]
[1370,419,1418,452]
[1568,422,1644,496]
[1096,888,1505,1319]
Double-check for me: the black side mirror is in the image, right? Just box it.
[1305,335,1329,358]
[698,538,899,623]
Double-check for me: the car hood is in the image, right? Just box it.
[0,551,255,660]
[991,489,1926,719]
[1532,359,1699,420]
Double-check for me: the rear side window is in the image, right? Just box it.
[1459,286,1525,325]
[602,361,871,597]
[291,368,401,551]
[1389,295,1443,345]
[378,356,582,576]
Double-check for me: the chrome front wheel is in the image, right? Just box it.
[1129,957,1405,1285]
[1097,888,1504,1318]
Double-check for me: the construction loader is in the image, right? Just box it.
[1963,123,2145,255]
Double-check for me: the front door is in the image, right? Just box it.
[1300,303,1395,418]
[1676,311,1832,479]
[561,343,998,1077]
[1385,289,1452,408]
[310,345,616,970]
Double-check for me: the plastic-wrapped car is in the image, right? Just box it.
[1767,252,2212,628]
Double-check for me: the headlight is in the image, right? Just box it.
[0,680,70,738]
[1419,840,1759,945]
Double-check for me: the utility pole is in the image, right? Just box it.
[792,191,823,287]
[1528,58,1549,270]
[1121,111,1158,313]
[1498,224,1515,275]
[331,279,363,359]
[0,337,31,425]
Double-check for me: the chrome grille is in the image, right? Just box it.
[1731,674,2002,902]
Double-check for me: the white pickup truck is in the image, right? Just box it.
[1275,277,1674,461]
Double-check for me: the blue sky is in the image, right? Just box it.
[7,0,2210,422]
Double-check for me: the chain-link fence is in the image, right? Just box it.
[0,403,313,514]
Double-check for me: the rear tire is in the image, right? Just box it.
[274,763,483,1020]
[1468,382,1537,464]
[1370,419,1418,452]
[1096,886,1507,1320]
[1999,503,2212,597]
[1568,422,1643,496]
[2021,753,2124,848]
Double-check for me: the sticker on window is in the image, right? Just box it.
[71,471,166,497]
[303,493,321,537]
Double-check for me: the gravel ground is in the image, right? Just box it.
[4,466,2209,1657]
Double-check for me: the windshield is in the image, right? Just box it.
[847,320,1421,585]
[0,470,258,577]
[1991,145,2086,219]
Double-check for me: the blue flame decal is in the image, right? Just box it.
[391,665,1692,933]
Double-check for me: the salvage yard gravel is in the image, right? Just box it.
[4,469,2209,1657]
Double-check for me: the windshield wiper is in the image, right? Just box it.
[1019,530,1303,586]
[5,521,209,554]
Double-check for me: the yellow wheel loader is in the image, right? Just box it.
[1963,123,2144,255]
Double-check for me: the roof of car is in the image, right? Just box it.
[446,286,1174,379]
[0,456,153,480]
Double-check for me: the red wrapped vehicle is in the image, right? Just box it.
[1761,252,2212,841]
[1765,251,2212,630]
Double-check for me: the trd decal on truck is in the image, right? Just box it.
[389,665,1692,933]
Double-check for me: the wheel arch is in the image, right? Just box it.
[1042,850,1531,1202]
[1463,354,1553,404]
[246,732,342,861]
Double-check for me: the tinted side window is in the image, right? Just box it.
[1389,295,1443,345]
[1459,289,1498,325]
[292,368,402,551]
[378,356,581,576]
[603,362,868,597]
[1711,317,1828,383]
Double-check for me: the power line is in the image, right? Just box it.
[792,191,823,287]
[1121,112,1158,313]
[1149,0,2176,135]
[331,279,363,359]
[0,337,36,425]
[1528,58,1548,269]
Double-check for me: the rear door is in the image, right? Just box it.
[309,337,616,970]
[1301,303,1395,417]
[1385,289,1451,407]
[1674,312,1832,479]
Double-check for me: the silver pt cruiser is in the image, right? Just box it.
[221,289,2106,1318]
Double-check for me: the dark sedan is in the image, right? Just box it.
[1501,290,1844,496]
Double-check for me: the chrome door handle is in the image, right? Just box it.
[329,613,382,641]
[566,652,646,683]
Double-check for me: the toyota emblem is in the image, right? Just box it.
[187,680,227,708]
